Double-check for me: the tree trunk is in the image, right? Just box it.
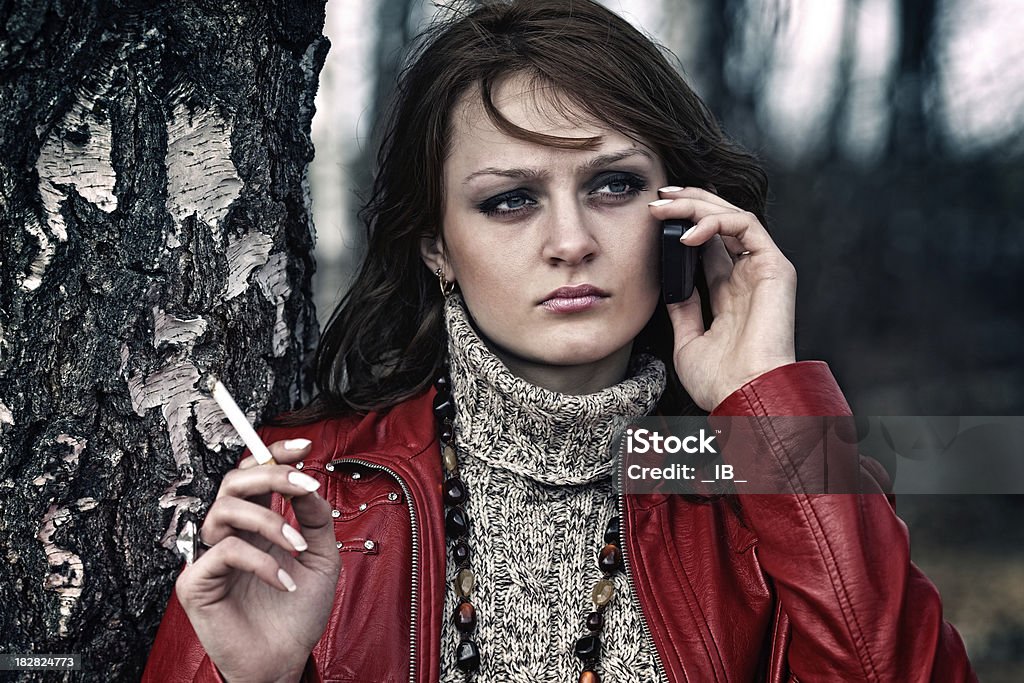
[347,0,418,261]
[821,0,860,164]
[887,0,939,159]
[0,1,327,679]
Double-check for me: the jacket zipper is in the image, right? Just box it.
[329,457,420,683]
[617,441,670,683]
[325,451,665,683]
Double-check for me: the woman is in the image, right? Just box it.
[145,1,977,681]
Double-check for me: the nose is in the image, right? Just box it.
[540,197,599,266]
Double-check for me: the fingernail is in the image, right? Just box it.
[680,226,697,241]
[288,471,321,492]
[659,186,684,193]
[278,567,297,592]
[283,438,312,450]
[282,524,308,552]
[648,199,673,207]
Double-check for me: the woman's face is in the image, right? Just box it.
[427,74,667,392]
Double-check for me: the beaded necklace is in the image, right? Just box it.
[433,372,625,682]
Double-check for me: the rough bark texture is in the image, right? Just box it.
[0,1,328,679]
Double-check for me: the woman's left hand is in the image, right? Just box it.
[648,187,797,412]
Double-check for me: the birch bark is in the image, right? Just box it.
[0,1,328,678]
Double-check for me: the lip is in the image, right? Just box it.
[539,284,610,313]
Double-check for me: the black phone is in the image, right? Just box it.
[661,219,698,303]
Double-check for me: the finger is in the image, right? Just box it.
[185,535,297,593]
[657,185,741,212]
[648,197,735,225]
[681,210,777,256]
[268,438,312,464]
[218,464,322,501]
[286,487,338,561]
[665,286,705,349]
[238,438,312,471]
[202,497,309,553]
[701,235,734,298]
[721,235,748,259]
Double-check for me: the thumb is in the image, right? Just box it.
[289,490,338,562]
[666,289,705,350]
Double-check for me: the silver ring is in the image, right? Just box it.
[176,519,213,565]
[735,250,752,258]
[176,520,201,566]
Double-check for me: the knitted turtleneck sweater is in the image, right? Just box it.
[439,295,668,682]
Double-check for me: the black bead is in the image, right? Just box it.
[434,374,450,394]
[454,600,477,632]
[574,634,601,661]
[598,543,622,573]
[604,516,620,545]
[443,477,469,506]
[452,540,471,565]
[585,610,604,632]
[445,507,470,538]
[440,425,454,444]
[456,640,481,671]
[433,392,455,422]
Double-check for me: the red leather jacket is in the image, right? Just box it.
[144,362,977,682]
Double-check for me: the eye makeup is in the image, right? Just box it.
[475,171,649,218]
[478,189,537,217]
[587,171,648,198]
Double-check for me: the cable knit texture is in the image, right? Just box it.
[439,294,667,682]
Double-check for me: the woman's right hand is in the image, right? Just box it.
[175,439,340,683]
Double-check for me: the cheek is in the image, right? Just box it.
[442,218,526,304]
[442,213,485,279]
[447,235,518,286]
[620,217,662,290]
[627,231,663,331]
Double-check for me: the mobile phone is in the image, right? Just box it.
[661,220,698,303]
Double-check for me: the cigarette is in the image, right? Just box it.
[205,376,276,466]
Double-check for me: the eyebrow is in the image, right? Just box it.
[461,148,654,185]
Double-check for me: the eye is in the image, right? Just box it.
[477,190,536,217]
[590,172,648,200]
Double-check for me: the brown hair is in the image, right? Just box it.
[280,0,768,423]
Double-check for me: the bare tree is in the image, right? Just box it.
[888,0,939,158]
[0,1,327,679]
[346,0,422,262]
[821,0,861,163]
[682,0,785,151]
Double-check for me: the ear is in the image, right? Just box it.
[419,234,451,279]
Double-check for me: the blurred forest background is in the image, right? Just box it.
[306,0,1024,678]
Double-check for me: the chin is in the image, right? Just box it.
[529,337,630,367]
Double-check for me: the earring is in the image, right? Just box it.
[435,266,455,298]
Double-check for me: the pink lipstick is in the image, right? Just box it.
[540,284,609,313]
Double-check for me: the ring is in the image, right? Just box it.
[175,519,201,566]
[175,519,212,566]
[735,250,752,258]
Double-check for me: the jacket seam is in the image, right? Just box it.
[743,383,881,682]
[766,588,784,681]
[660,512,727,681]
[628,504,688,683]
